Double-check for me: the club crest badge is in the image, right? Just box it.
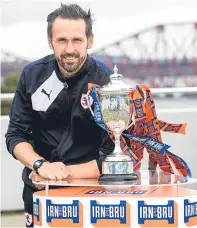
[25,212,33,226]
[81,93,93,109]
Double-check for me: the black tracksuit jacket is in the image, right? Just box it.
[5,54,114,187]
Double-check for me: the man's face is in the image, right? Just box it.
[49,18,93,75]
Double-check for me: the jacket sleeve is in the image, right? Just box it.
[5,69,33,158]
[96,130,114,174]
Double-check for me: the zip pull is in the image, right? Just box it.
[63,81,68,89]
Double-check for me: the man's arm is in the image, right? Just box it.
[5,70,34,158]
[5,70,70,180]
[13,142,44,170]
[5,69,39,165]
[30,129,114,181]
[14,142,70,180]
[67,160,100,178]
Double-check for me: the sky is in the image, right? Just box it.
[1,0,197,60]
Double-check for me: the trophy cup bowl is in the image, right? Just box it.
[98,66,138,184]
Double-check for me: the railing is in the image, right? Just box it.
[150,87,197,94]
[1,87,197,100]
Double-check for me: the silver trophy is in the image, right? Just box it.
[88,66,138,183]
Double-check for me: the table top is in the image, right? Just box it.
[32,170,197,187]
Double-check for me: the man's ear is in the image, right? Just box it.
[48,38,53,49]
[87,34,94,49]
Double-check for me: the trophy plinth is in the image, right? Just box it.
[98,65,138,184]
[99,155,138,184]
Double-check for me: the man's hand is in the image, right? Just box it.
[36,162,70,180]
[29,171,46,190]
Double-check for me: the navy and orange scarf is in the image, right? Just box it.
[88,83,191,177]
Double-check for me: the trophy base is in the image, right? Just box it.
[99,173,138,185]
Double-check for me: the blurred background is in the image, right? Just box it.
[1,0,197,227]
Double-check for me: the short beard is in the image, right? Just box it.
[55,52,87,77]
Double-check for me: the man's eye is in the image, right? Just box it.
[74,39,82,42]
[58,38,66,42]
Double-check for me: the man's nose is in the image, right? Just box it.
[66,41,74,53]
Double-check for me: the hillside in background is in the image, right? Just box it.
[1,50,30,78]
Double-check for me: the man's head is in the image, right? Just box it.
[47,4,94,77]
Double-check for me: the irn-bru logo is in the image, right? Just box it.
[184,199,197,226]
[46,200,83,227]
[90,200,130,227]
[33,198,42,226]
[138,200,178,227]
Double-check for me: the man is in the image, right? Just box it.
[5,4,114,227]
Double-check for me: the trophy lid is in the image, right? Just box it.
[100,65,132,92]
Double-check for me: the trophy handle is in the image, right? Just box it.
[86,91,94,116]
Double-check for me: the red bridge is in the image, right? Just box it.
[91,22,197,88]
